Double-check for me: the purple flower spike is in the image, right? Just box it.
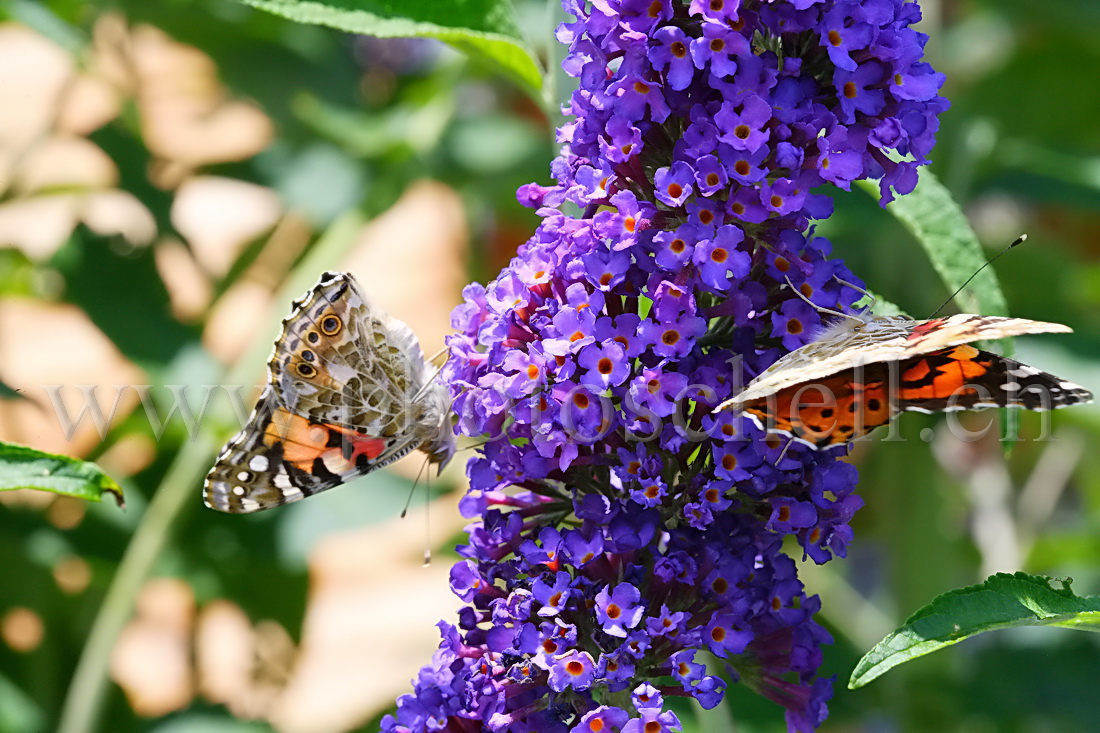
[391,0,950,728]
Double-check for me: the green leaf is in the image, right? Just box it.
[857,168,1008,317]
[0,441,124,507]
[850,572,1100,689]
[236,0,542,93]
[0,378,21,399]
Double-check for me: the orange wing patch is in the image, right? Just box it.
[264,408,387,474]
[740,363,896,448]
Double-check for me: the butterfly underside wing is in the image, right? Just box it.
[204,272,454,513]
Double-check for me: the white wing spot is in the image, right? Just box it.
[233,486,245,496]
[273,473,292,489]
[1009,366,1039,378]
[1001,382,1020,391]
[249,455,269,471]
[237,471,251,481]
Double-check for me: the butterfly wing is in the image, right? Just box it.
[204,272,451,514]
[204,387,422,512]
[721,314,1074,412]
[739,344,1092,449]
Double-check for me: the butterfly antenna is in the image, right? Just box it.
[928,235,1026,318]
[834,277,876,310]
[783,276,864,324]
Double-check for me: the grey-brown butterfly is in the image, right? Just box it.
[204,272,454,513]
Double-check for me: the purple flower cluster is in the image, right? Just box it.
[538,0,947,220]
[383,1,947,731]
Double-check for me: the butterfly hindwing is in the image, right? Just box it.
[740,363,896,448]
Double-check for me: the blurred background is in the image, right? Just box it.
[0,1,1097,731]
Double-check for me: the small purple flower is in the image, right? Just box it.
[690,20,747,77]
[627,367,689,419]
[632,681,663,709]
[835,62,888,124]
[595,313,645,357]
[594,583,645,637]
[654,161,695,207]
[574,706,630,733]
[548,648,596,691]
[819,5,875,71]
[704,614,753,658]
[771,297,821,350]
[715,94,772,153]
[639,313,706,359]
[622,709,682,733]
[579,340,630,390]
[645,604,687,638]
[545,305,597,356]
[768,498,819,534]
[712,441,762,482]
[630,477,667,508]
[608,71,671,123]
[532,571,575,617]
[651,227,696,271]
[650,25,695,91]
[692,675,727,709]
[669,648,707,687]
[816,130,865,190]
[693,224,751,291]
[602,116,644,163]
[693,154,728,196]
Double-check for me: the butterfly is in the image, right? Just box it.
[204,272,455,513]
[717,312,1093,449]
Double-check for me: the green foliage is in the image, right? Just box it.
[851,573,1100,689]
[858,168,1007,318]
[236,0,543,92]
[0,442,123,506]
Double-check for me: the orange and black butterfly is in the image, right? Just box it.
[718,313,1092,448]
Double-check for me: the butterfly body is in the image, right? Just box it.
[719,313,1092,449]
[205,272,453,513]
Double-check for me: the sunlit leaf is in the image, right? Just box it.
[236,0,542,93]
[0,441,124,506]
[857,168,1008,317]
[850,572,1100,689]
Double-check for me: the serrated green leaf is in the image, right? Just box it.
[0,441,124,507]
[850,572,1100,689]
[857,168,1008,317]
[236,0,542,93]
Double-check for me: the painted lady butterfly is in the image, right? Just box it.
[204,272,454,513]
[718,312,1093,449]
